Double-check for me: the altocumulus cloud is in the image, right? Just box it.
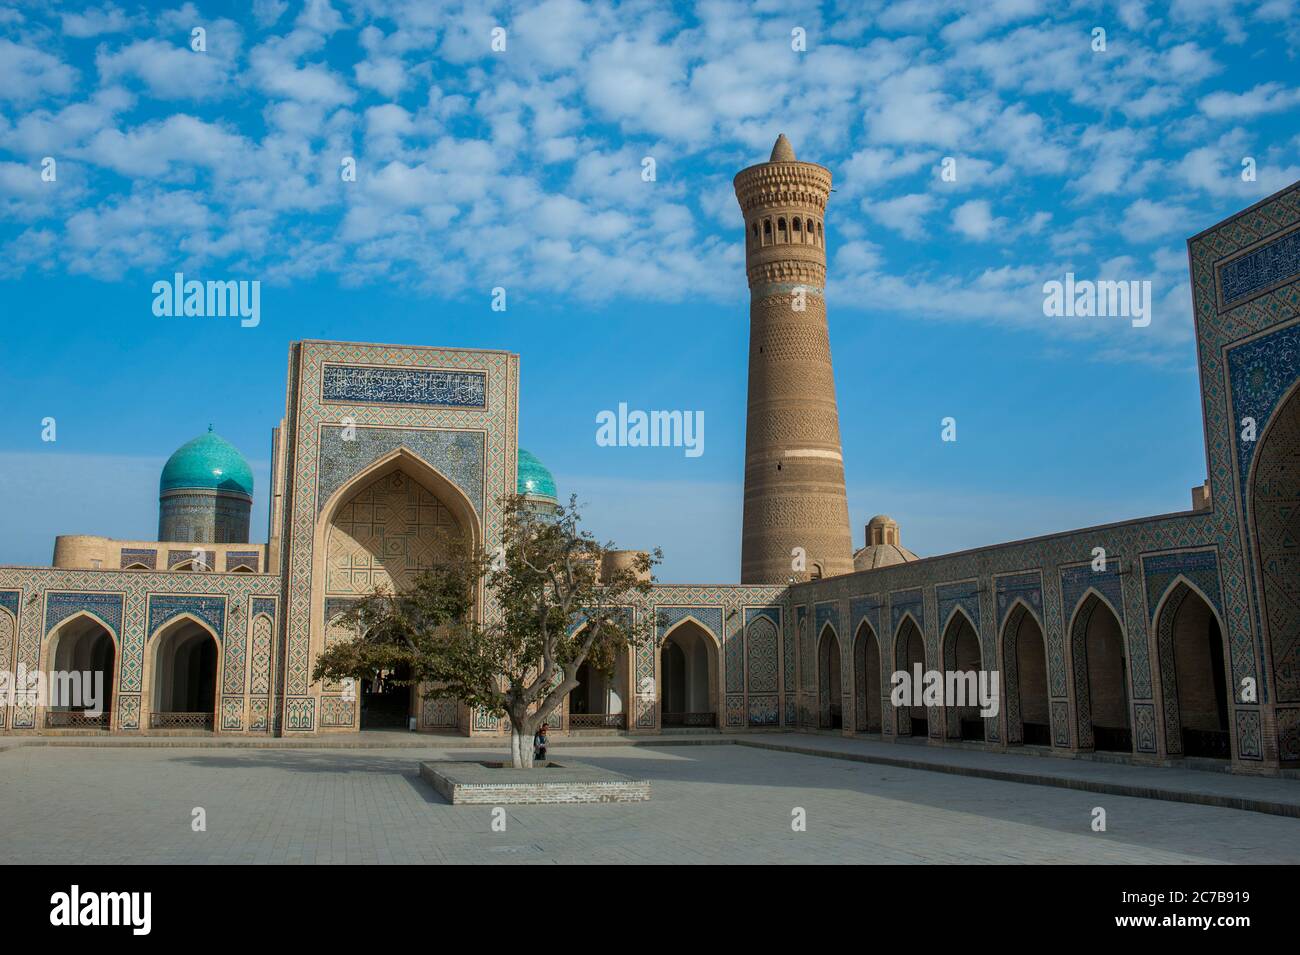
[0,0,1296,359]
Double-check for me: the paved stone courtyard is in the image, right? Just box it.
[2,743,1298,864]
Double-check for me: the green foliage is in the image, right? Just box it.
[312,494,660,739]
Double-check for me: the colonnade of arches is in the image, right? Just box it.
[564,617,721,730]
[39,611,222,731]
[820,581,1231,760]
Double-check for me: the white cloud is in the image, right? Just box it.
[355,56,409,97]
[951,198,1006,240]
[1122,198,1194,242]
[0,0,1294,370]
[867,66,969,146]
[96,23,243,100]
[0,40,78,102]
[61,3,136,37]
[1199,82,1300,118]
[863,193,938,240]
[82,115,248,178]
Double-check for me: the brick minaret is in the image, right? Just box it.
[734,134,853,583]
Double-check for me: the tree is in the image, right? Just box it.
[312,494,660,767]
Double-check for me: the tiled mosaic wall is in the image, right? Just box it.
[787,180,1300,768]
[0,567,277,734]
[276,342,518,734]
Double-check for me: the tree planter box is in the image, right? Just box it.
[419,759,651,805]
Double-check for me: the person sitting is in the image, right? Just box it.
[533,722,549,763]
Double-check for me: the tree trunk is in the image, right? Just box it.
[510,724,535,769]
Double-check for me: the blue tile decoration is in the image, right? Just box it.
[250,596,276,619]
[224,551,260,572]
[1143,550,1223,622]
[1051,700,1071,747]
[1060,562,1124,626]
[286,697,315,730]
[726,693,745,726]
[316,425,485,521]
[0,590,18,618]
[995,572,1042,630]
[890,588,923,637]
[747,694,779,725]
[1219,226,1300,307]
[726,615,745,695]
[785,607,799,724]
[168,549,215,570]
[1226,320,1300,710]
[745,611,779,695]
[657,605,723,641]
[321,363,487,408]
[147,594,225,640]
[1227,320,1300,495]
[1236,709,1262,759]
[119,548,157,570]
[814,600,839,639]
[1134,702,1157,753]
[849,594,883,645]
[44,591,124,637]
[936,580,980,634]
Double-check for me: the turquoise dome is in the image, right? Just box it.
[160,429,254,498]
[517,448,557,501]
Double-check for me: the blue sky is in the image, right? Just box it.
[1,0,1298,581]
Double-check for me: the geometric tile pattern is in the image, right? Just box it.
[44,591,124,638]
[1218,225,1300,309]
[280,342,517,733]
[146,595,225,642]
[936,580,980,635]
[745,613,779,694]
[1142,550,1223,622]
[746,693,778,725]
[1060,561,1131,695]
[995,571,1042,631]
[1134,701,1157,753]
[642,589,783,729]
[321,363,487,408]
[1242,367,1300,712]
[168,549,215,570]
[889,588,923,639]
[849,594,883,648]
[224,551,260,572]
[814,601,839,641]
[316,425,485,520]
[0,564,275,732]
[249,612,274,697]
[1226,319,1300,494]
[119,548,157,570]
[784,606,799,725]
[1001,603,1031,744]
[325,469,461,596]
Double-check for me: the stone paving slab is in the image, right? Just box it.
[2,744,1298,864]
[4,730,1298,818]
[751,734,1300,819]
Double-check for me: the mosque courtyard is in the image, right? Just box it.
[2,740,1297,865]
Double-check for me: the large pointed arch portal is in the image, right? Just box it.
[311,446,483,731]
[1248,378,1300,760]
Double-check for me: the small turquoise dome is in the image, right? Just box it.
[160,428,254,498]
[517,448,557,502]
